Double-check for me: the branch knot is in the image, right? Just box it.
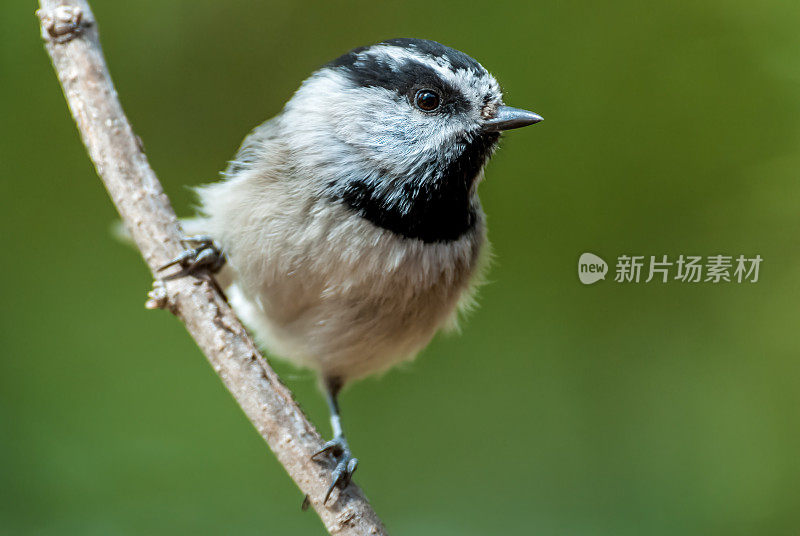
[37,5,87,44]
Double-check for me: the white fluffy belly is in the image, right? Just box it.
[227,215,485,381]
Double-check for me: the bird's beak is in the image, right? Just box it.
[483,105,543,132]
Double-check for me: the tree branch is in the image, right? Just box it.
[35,2,388,534]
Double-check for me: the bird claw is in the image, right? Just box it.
[158,235,226,279]
[312,437,358,504]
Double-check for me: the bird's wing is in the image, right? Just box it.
[223,117,282,178]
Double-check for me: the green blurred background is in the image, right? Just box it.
[3,0,800,534]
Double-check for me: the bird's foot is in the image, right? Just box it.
[312,436,358,504]
[158,235,226,280]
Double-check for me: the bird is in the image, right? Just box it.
[160,37,542,503]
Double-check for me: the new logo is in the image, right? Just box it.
[578,252,608,285]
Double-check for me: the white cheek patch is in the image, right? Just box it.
[280,49,501,193]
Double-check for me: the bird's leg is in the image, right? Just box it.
[311,376,358,504]
[157,235,226,280]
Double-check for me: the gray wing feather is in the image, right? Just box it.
[224,117,282,178]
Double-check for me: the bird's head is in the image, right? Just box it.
[280,38,542,243]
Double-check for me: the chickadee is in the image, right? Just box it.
[162,38,542,503]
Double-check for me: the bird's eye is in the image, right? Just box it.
[414,89,441,112]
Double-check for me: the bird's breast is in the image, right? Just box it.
[200,169,488,380]
[234,198,487,380]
